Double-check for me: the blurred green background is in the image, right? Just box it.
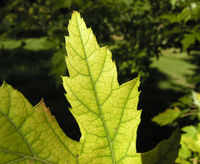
[0,0,200,153]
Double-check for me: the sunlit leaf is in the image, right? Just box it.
[181,124,200,153]
[0,11,181,164]
[181,34,196,50]
[63,11,142,163]
[152,107,181,126]
[0,83,80,163]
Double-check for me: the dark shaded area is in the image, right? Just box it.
[141,129,181,163]
[137,68,184,152]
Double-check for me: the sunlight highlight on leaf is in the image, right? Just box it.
[0,83,80,163]
[62,11,142,163]
[0,11,181,164]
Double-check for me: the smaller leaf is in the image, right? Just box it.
[176,142,191,160]
[152,107,181,126]
[142,129,181,164]
[181,124,200,153]
[192,91,200,109]
[175,157,191,164]
[181,136,200,153]
[182,125,197,138]
[181,34,196,50]
[170,0,177,8]
[194,32,200,42]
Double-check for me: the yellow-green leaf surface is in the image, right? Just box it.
[181,125,200,153]
[0,11,181,164]
[0,83,80,163]
[63,11,142,163]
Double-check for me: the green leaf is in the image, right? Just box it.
[152,107,181,126]
[0,11,181,164]
[181,34,196,50]
[176,142,191,162]
[63,11,142,163]
[170,0,177,8]
[194,32,200,42]
[192,91,200,109]
[141,129,181,164]
[176,157,191,164]
[0,82,80,163]
[181,124,200,153]
[182,126,198,138]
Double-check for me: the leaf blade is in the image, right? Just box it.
[152,107,181,126]
[63,11,141,163]
[0,83,79,163]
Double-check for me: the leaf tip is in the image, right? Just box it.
[1,81,12,90]
[71,10,81,20]
[1,81,6,87]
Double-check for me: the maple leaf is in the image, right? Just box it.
[0,11,180,164]
[0,83,80,163]
[62,11,141,163]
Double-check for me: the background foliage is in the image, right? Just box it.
[0,0,200,156]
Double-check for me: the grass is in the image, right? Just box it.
[150,48,197,90]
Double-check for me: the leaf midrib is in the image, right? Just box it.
[75,15,116,163]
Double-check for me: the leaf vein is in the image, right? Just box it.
[76,14,116,163]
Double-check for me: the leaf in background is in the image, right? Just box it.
[63,11,142,163]
[181,124,200,153]
[177,7,192,23]
[0,83,80,163]
[170,0,177,8]
[0,37,58,51]
[192,91,200,109]
[194,32,200,42]
[181,34,196,50]
[152,107,181,126]
[142,129,181,164]
[50,49,67,87]
[176,142,191,163]
[182,125,198,138]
